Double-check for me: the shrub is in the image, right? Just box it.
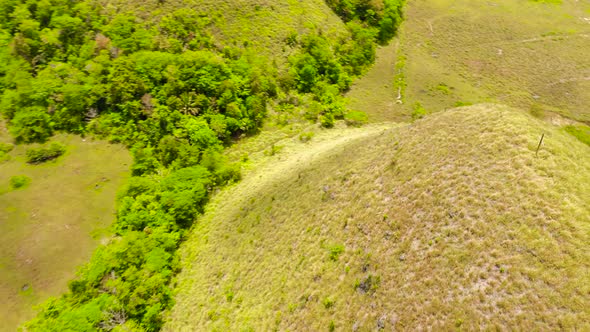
[0,152,9,162]
[10,109,53,143]
[411,102,428,120]
[0,143,13,162]
[529,103,545,118]
[130,145,160,176]
[320,113,335,128]
[10,175,31,189]
[328,244,345,261]
[26,142,66,164]
[0,142,13,153]
[304,101,323,122]
[344,110,368,127]
[355,274,381,294]
[299,132,314,142]
[323,297,335,309]
[264,144,283,156]
[378,0,404,43]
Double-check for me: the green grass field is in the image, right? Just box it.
[0,122,131,331]
[166,105,590,330]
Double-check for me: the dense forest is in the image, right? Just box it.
[0,0,403,330]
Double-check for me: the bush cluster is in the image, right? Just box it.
[286,0,403,127]
[26,142,65,164]
[325,0,405,44]
[344,110,369,127]
[0,142,13,162]
[10,175,30,189]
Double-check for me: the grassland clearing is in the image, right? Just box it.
[166,105,590,330]
[387,0,590,122]
[345,41,407,122]
[0,125,131,331]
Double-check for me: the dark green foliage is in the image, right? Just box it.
[130,145,160,176]
[337,21,377,75]
[288,0,404,125]
[325,0,404,44]
[27,166,215,330]
[1,4,273,146]
[378,0,404,43]
[0,142,13,153]
[10,108,52,143]
[26,142,66,164]
[10,175,30,189]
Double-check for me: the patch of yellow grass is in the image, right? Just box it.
[166,105,590,330]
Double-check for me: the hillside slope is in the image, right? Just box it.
[398,0,590,121]
[97,0,349,60]
[166,105,590,330]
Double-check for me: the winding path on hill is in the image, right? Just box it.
[208,122,398,224]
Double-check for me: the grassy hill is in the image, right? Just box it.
[397,0,590,122]
[166,104,590,330]
[0,123,131,331]
[346,0,590,123]
[3,0,589,330]
[97,0,349,62]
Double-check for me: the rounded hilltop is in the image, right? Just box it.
[166,104,590,331]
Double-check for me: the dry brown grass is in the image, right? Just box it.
[165,104,590,331]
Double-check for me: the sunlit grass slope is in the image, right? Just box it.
[166,104,590,330]
[397,0,590,121]
[0,125,131,331]
[345,41,405,122]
